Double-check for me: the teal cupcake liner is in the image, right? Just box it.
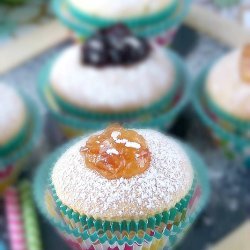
[67,0,178,28]
[132,0,192,38]
[59,225,186,249]
[0,92,42,168]
[193,65,250,168]
[49,173,197,236]
[52,0,191,39]
[38,48,191,134]
[205,92,250,137]
[33,138,209,247]
[46,50,181,121]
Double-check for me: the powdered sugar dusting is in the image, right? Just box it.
[0,83,26,145]
[111,130,141,149]
[50,44,174,113]
[52,129,194,220]
[106,148,119,155]
[125,141,141,149]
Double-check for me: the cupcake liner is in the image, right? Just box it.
[48,175,198,236]
[52,0,191,40]
[33,139,209,249]
[205,91,250,137]
[60,229,170,250]
[48,51,181,121]
[67,0,178,28]
[38,49,191,138]
[193,65,250,168]
[0,92,42,170]
[71,26,179,47]
[132,0,192,39]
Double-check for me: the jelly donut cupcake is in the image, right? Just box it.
[52,0,192,46]
[34,125,209,249]
[0,83,42,193]
[39,25,190,138]
[193,45,250,167]
[50,25,175,114]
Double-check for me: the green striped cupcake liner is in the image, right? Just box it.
[0,88,31,156]
[47,50,181,121]
[38,48,191,135]
[52,0,191,39]
[33,138,209,247]
[0,92,42,168]
[193,65,250,168]
[67,0,178,29]
[49,174,197,236]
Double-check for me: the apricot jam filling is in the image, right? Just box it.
[80,125,151,180]
[240,44,250,83]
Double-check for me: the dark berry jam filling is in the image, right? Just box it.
[81,24,151,67]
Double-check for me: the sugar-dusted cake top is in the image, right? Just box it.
[52,127,194,220]
[50,44,174,113]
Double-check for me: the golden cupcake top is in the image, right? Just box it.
[52,128,194,221]
[80,125,151,180]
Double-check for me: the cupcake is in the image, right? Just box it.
[0,83,42,193]
[50,25,175,115]
[39,25,190,139]
[39,124,208,249]
[52,0,191,46]
[0,83,27,155]
[193,45,250,167]
[206,46,250,131]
